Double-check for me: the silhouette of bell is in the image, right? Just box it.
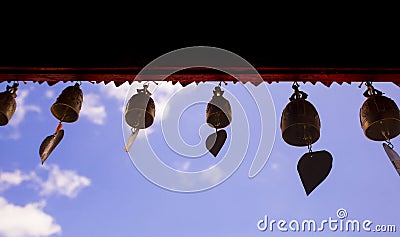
[124,84,155,152]
[125,84,155,129]
[360,84,400,141]
[51,83,83,123]
[281,87,321,147]
[0,83,18,126]
[206,86,232,129]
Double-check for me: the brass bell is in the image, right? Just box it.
[125,84,155,129]
[51,83,83,123]
[360,83,400,141]
[0,83,18,126]
[280,85,321,147]
[206,86,232,129]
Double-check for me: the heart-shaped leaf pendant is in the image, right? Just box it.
[297,150,333,196]
[206,129,227,157]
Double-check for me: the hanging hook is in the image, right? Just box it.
[218,81,227,87]
[6,82,19,95]
[385,140,394,150]
[289,81,308,101]
[307,142,313,153]
[131,127,138,134]
[137,83,152,96]
[363,81,383,97]
[144,81,159,86]
[213,85,224,96]
[382,130,394,149]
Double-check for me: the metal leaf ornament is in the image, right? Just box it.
[297,150,333,196]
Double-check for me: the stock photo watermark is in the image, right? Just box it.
[257,208,396,233]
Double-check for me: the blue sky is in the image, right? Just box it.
[0,78,399,237]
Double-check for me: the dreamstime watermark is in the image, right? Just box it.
[122,46,276,192]
[257,208,397,233]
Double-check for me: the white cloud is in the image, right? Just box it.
[80,93,106,125]
[100,83,131,102]
[0,166,91,199]
[152,82,182,122]
[270,163,280,170]
[44,90,55,99]
[200,166,226,185]
[9,89,41,128]
[0,89,41,140]
[0,166,90,236]
[0,197,61,237]
[39,165,91,198]
[177,161,191,171]
[0,170,36,192]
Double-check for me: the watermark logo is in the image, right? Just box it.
[257,208,396,233]
[336,208,348,219]
[122,46,276,192]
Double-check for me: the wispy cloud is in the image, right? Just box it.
[0,170,36,192]
[80,93,107,125]
[152,82,183,123]
[0,165,90,236]
[200,166,226,185]
[9,89,41,128]
[44,90,55,99]
[100,83,130,102]
[38,165,91,199]
[0,89,41,140]
[0,165,91,199]
[172,160,191,172]
[0,197,61,237]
